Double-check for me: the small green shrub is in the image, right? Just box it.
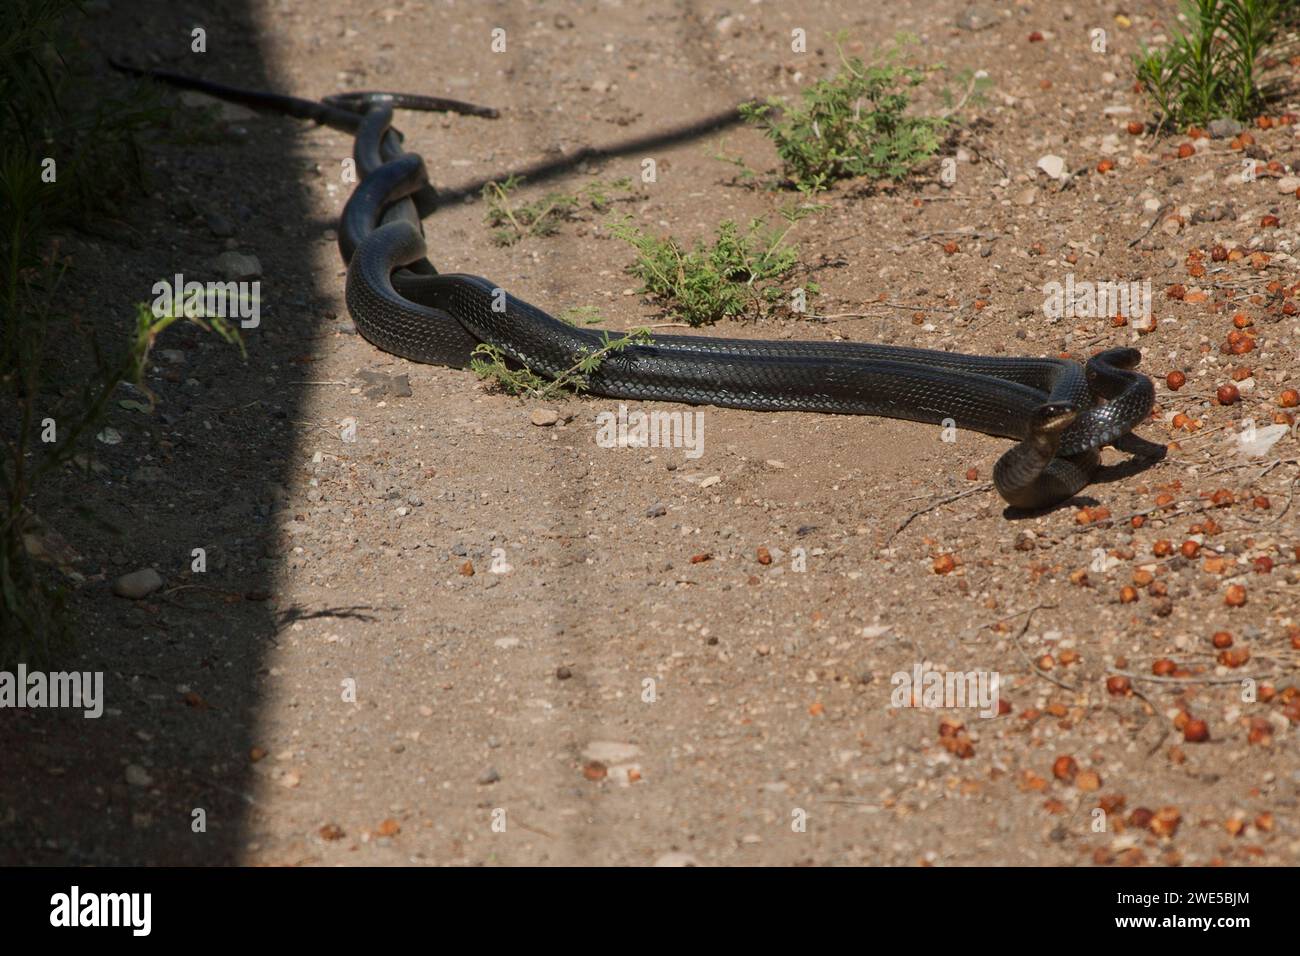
[482,175,634,245]
[740,42,947,193]
[1134,0,1283,129]
[609,207,818,326]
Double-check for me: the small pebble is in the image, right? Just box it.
[1207,118,1245,139]
[124,764,153,787]
[212,251,262,281]
[956,5,999,30]
[112,568,163,599]
[1036,155,1066,180]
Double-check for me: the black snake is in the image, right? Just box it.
[111,62,1158,509]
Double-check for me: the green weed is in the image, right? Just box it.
[608,206,818,327]
[740,39,948,193]
[482,175,635,245]
[469,326,652,400]
[1134,0,1284,130]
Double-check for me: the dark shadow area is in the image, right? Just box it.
[0,4,766,866]
[0,0,313,864]
[1090,435,1169,486]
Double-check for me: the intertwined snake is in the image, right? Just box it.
[112,63,1157,509]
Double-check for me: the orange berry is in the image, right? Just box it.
[1151,807,1182,837]
[1052,756,1078,781]
[1219,647,1251,667]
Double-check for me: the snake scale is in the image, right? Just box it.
[111,62,1157,509]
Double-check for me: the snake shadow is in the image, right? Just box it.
[1001,435,1168,519]
[431,107,746,205]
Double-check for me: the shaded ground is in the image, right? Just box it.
[3,0,1299,866]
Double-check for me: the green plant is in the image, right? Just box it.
[609,206,818,327]
[740,39,947,193]
[469,326,652,400]
[482,175,634,245]
[1134,0,1283,129]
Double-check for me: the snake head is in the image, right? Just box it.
[1026,402,1079,460]
[1100,347,1143,370]
[1030,401,1080,436]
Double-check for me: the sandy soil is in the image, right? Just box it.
[2,0,1299,866]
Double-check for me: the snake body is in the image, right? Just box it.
[112,63,1157,509]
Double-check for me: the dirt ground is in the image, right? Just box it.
[3,0,1299,866]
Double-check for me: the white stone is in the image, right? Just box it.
[1036,154,1066,180]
